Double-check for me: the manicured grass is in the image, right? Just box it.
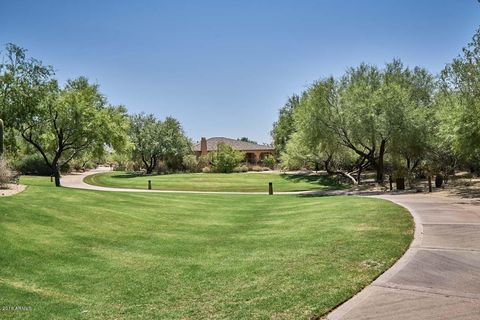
[84,171,348,192]
[0,177,413,319]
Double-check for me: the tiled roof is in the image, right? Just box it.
[193,137,275,152]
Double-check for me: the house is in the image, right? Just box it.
[193,137,275,163]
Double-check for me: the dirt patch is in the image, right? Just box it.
[0,184,26,197]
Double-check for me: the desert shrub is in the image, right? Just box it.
[202,166,211,173]
[155,161,168,174]
[13,154,51,176]
[84,162,96,170]
[262,167,270,171]
[210,143,245,173]
[249,165,263,172]
[197,155,210,170]
[0,159,15,188]
[262,154,276,169]
[113,165,126,171]
[233,165,248,173]
[72,161,83,172]
[60,162,71,174]
[182,155,198,172]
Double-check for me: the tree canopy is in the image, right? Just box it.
[129,113,191,174]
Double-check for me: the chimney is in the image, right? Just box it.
[200,137,207,156]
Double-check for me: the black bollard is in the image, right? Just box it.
[148,180,152,190]
[268,182,273,195]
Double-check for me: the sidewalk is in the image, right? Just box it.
[327,194,480,320]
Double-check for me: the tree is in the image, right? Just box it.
[237,137,257,144]
[0,43,55,155]
[159,117,191,171]
[129,113,162,174]
[210,142,245,173]
[19,77,129,186]
[439,27,480,163]
[282,60,434,183]
[129,114,191,173]
[271,94,300,154]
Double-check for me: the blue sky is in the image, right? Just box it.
[1,0,480,143]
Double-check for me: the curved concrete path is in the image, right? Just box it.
[62,168,480,319]
[328,194,480,320]
[61,167,355,196]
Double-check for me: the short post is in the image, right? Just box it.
[148,180,152,190]
[428,176,432,193]
[268,182,273,195]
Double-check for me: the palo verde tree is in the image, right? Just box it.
[271,94,300,155]
[159,116,191,170]
[282,60,434,183]
[129,114,190,173]
[129,113,162,174]
[0,43,55,155]
[19,77,129,186]
[438,27,480,168]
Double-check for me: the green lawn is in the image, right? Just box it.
[84,171,348,192]
[0,177,413,319]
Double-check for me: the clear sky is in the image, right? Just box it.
[1,1,480,143]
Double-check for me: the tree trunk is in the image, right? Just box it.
[324,156,358,185]
[53,165,61,187]
[376,140,386,183]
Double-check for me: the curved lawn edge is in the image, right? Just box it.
[83,170,349,193]
[326,195,419,320]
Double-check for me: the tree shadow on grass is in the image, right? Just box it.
[110,173,145,179]
[280,173,348,189]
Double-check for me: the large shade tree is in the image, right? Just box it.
[129,113,191,173]
[438,27,480,165]
[271,94,300,155]
[0,44,129,186]
[281,60,434,183]
[19,77,129,186]
[0,43,54,155]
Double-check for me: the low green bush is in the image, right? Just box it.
[262,154,276,169]
[13,154,51,176]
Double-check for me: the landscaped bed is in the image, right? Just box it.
[0,177,413,319]
[84,171,348,192]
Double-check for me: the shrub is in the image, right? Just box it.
[262,154,276,169]
[155,161,168,174]
[262,167,270,171]
[182,155,198,172]
[249,165,263,172]
[60,162,71,174]
[13,154,51,176]
[0,159,14,188]
[233,165,248,173]
[202,166,211,173]
[84,162,96,170]
[210,143,245,173]
[197,155,210,170]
